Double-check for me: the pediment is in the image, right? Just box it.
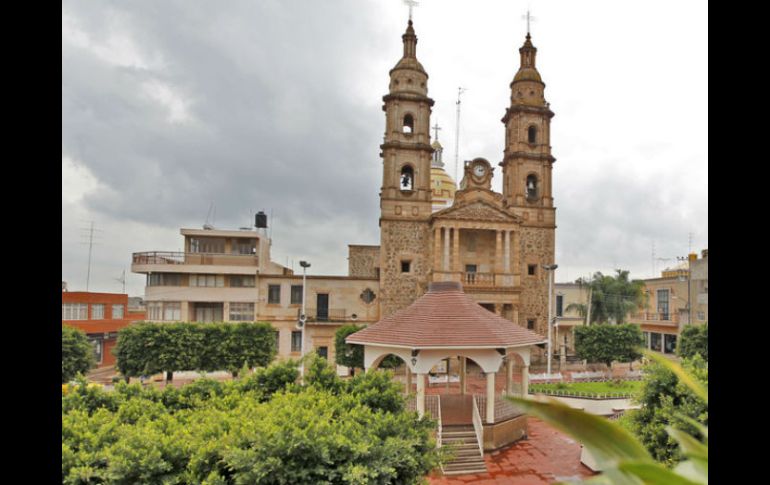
[432,200,521,223]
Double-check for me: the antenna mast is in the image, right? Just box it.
[86,221,94,291]
[454,87,467,184]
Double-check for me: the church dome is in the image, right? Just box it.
[513,67,542,83]
[431,165,456,212]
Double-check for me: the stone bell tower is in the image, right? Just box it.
[500,32,557,338]
[379,20,435,317]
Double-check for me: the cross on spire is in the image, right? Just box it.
[521,9,536,35]
[432,123,442,141]
[403,0,419,21]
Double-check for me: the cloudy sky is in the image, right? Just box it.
[62,0,708,296]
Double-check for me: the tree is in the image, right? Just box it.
[62,326,95,383]
[577,270,646,324]
[625,354,708,466]
[677,323,708,361]
[335,324,365,375]
[574,323,644,367]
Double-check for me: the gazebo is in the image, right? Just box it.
[346,281,546,425]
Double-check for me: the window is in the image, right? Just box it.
[526,175,538,200]
[697,311,705,321]
[656,289,670,320]
[147,302,181,321]
[317,346,328,360]
[291,331,302,352]
[189,237,225,253]
[147,273,182,286]
[528,264,537,276]
[163,302,181,321]
[401,260,411,273]
[268,285,281,304]
[230,275,255,287]
[400,166,414,191]
[360,288,376,304]
[556,295,563,317]
[231,238,256,255]
[528,125,537,144]
[291,285,303,304]
[527,319,535,330]
[642,331,650,347]
[90,338,103,364]
[91,304,105,320]
[650,332,662,352]
[229,302,255,322]
[664,334,677,354]
[62,303,88,320]
[274,330,280,351]
[402,114,414,134]
[112,304,124,319]
[190,274,224,288]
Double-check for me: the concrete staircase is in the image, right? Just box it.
[440,424,487,475]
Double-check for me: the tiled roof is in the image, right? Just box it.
[346,281,546,348]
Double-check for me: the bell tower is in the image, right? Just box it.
[379,19,435,317]
[499,30,557,339]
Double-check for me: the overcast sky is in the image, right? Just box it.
[62,0,708,296]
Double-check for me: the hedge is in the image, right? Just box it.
[114,322,276,380]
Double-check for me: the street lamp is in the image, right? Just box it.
[299,260,311,376]
[542,263,558,376]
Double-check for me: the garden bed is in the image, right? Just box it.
[529,380,642,399]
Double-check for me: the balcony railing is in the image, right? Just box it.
[463,272,495,287]
[300,308,348,322]
[133,251,258,267]
[630,312,679,323]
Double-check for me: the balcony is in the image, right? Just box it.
[132,251,258,267]
[300,307,349,323]
[630,312,679,324]
[463,272,495,287]
[433,271,517,288]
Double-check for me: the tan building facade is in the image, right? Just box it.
[131,22,557,363]
[552,282,590,357]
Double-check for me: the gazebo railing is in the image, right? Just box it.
[475,395,525,423]
[472,396,484,457]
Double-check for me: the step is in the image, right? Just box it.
[442,465,488,475]
[442,437,478,444]
[451,450,483,458]
[448,457,485,465]
[442,432,476,438]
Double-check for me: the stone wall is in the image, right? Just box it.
[380,220,431,317]
[348,245,380,278]
[519,225,554,341]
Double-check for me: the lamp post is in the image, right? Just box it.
[543,263,558,375]
[299,260,311,375]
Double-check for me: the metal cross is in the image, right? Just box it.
[521,9,536,35]
[432,123,441,141]
[403,0,419,21]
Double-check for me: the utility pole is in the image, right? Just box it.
[543,264,558,375]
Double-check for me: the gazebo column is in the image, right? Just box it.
[460,357,467,395]
[416,373,426,418]
[406,367,413,394]
[506,357,514,395]
[520,364,529,397]
[486,372,495,424]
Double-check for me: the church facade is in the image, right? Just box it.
[132,20,556,365]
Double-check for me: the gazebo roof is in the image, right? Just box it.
[346,281,547,349]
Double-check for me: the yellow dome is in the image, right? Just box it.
[431,166,456,212]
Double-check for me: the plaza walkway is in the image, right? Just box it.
[428,417,596,484]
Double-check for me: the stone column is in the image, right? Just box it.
[433,227,441,270]
[495,230,503,273]
[460,357,467,395]
[504,230,511,273]
[520,365,529,397]
[416,373,426,418]
[443,227,450,271]
[506,357,514,395]
[486,372,495,424]
[512,231,521,275]
[452,227,461,272]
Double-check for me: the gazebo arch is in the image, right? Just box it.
[347,281,546,423]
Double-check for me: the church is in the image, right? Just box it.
[131,19,556,364]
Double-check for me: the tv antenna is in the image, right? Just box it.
[79,221,103,291]
[114,269,126,294]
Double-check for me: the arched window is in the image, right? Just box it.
[402,114,414,134]
[526,174,538,200]
[528,125,537,144]
[400,165,414,191]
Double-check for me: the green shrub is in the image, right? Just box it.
[677,323,708,361]
[574,323,644,367]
